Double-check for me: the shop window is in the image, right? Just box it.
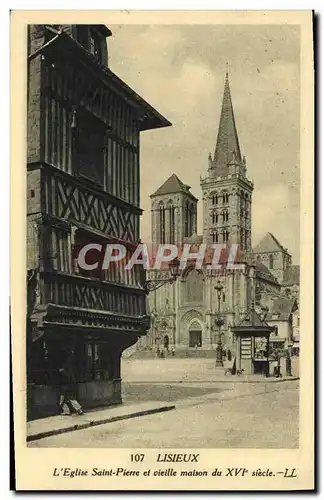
[83,343,113,382]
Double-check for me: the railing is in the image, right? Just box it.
[41,270,147,317]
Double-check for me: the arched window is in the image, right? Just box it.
[159,204,165,244]
[212,194,218,206]
[168,203,175,244]
[222,211,228,222]
[185,201,189,237]
[212,231,218,243]
[212,212,219,225]
[269,254,274,269]
[223,192,229,204]
[189,204,195,236]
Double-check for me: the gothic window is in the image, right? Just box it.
[212,194,218,206]
[169,205,175,244]
[190,205,194,235]
[184,200,189,237]
[159,204,165,244]
[185,269,203,303]
[212,231,218,243]
[222,211,229,223]
[212,212,218,225]
[222,230,229,243]
[269,254,274,269]
[222,192,229,204]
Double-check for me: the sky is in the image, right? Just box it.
[108,24,300,263]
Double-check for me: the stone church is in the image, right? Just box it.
[142,73,299,355]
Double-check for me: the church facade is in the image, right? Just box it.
[142,73,299,355]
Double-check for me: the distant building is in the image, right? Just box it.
[253,232,293,284]
[266,296,298,352]
[27,24,170,418]
[140,73,300,358]
[145,73,281,353]
[254,233,300,355]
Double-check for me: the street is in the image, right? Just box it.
[29,358,299,449]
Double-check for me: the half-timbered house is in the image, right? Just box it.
[27,24,171,418]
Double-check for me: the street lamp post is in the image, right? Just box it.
[214,281,224,367]
[143,257,181,294]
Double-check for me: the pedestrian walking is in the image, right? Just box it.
[274,356,281,378]
[58,349,83,415]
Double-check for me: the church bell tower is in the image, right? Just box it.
[200,72,254,259]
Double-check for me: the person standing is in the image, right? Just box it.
[58,349,83,415]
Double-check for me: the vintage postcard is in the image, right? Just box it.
[11,10,314,491]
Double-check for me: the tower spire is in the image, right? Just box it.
[213,72,242,175]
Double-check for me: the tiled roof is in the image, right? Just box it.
[267,297,297,322]
[255,261,280,286]
[151,174,197,199]
[282,265,300,286]
[253,232,290,255]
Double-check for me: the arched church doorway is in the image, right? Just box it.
[163,334,169,350]
[189,321,202,347]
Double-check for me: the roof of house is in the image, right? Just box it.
[151,174,198,200]
[40,28,172,132]
[253,232,291,256]
[267,297,297,322]
[282,265,300,286]
[255,261,280,286]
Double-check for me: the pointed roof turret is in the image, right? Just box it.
[150,173,198,200]
[212,73,242,175]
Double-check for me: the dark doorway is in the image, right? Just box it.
[189,330,202,348]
